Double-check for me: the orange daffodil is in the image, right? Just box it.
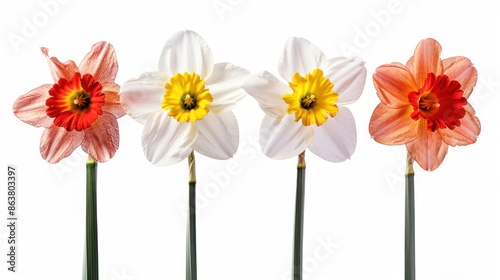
[119,30,250,165]
[369,38,480,171]
[242,37,367,161]
[13,42,125,163]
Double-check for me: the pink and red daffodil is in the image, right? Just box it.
[13,42,125,163]
[369,38,480,171]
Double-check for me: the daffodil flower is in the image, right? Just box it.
[242,37,366,162]
[243,37,366,280]
[12,41,125,279]
[13,42,125,163]
[369,38,480,171]
[368,38,481,280]
[120,30,250,165]
[120,30,249,279]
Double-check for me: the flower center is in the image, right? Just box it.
[46,72,105,131]
[73,92,91,108]
[301,94,316,109]
[183,94,196,109]
[162,72,213,122]
[408,73,467,132]
[282,69,339,126]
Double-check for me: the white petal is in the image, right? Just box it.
[194,111,239,159]
[322,57,367,105]
[260,114,313,160]
[205,63,250,113]
[309,107,357,162]
[120,72,167,124]
[278,37,327,82]
[242,71,289,118]
[142,110,197,166]
[158,30,214,79]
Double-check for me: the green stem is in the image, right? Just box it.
[293,151,306,280]
[187,151,197,280]
[405,153,415,280]
[85,155,99,280]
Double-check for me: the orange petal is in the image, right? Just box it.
[101,82,126,118]
[79,42,118,83]
[373,63,418,108]
[406,121,448,171]
[40,126,85,163]
[443,56,478,98]
[13,84,53,128]
[81,112,119,162]
[369,103,419,145]
[438,105,480,146]
[42,47,79,82]
[406,38,444,86]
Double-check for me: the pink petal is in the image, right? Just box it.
[438,105,480,146]
[79,41,118,83]
[373,63,418,108]
[406,122,448,171]
[369,103,419,145]
[443,56,478,98]
[101,82,126,118]
[40,126,85,163]
[13,84,53,128]
[41,47,79,82]
[406,38,444,86]
[81,113,120,162]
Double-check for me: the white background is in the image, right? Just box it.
[1,0,499,279]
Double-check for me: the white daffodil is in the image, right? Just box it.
[243,37,367,162]
[120,30,250,165]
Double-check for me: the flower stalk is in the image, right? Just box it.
[405,153,415,280]
[84,155,99,280]
[187,151,197,280]
[293,151,306,280]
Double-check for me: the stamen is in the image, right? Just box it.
[73,93,90,108]
[184,94,196,110]
[418,95,439,111]
[301,94,316,109]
